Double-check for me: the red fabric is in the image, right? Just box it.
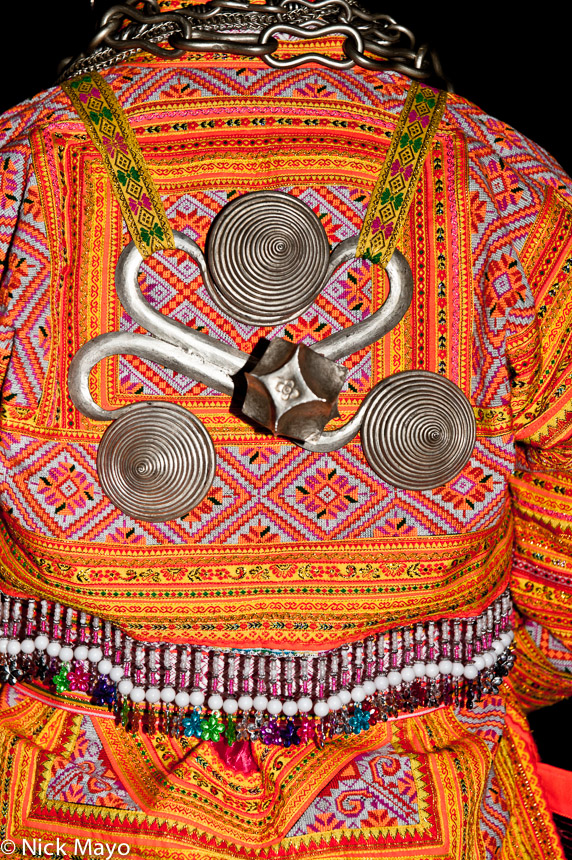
[538,763,572,819]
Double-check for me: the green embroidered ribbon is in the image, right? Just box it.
[62,72,174,257]
[63,73,444,270]
[356,82,447,267]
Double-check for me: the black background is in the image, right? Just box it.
[1,1,571,768]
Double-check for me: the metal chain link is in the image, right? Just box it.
[58,0,451,90]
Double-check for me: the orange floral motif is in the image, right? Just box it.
[95,791,132,809]
[160,83,204,100]
[470,190,487,234]
[0,156,18,209]
[243,444,283,465]
[5,258,28,294]
[241,522,280,543]
[338,260,372,312]
[105,526,146,545]
[362,807,405,828]
[295,466,359,520]
[315,209,344,242]
[306,812,346,833]
[346,370,372,395]
[433,465,496,512]
[284,314,332,344]
[22,185,44,222]
[487,158,524,212]
[182,485,227,522]
[375,516,418,537]
[485,117,524,152]
[292,82,336,100]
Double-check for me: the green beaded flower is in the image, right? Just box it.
[52,663,71,693]
[200,712,224,742]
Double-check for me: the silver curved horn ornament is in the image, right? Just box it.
[68,191,476,520]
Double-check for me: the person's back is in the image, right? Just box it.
[0,2,571,857]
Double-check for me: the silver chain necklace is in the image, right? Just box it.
[58,0,451,89]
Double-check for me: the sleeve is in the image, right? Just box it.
[0,89,72,415]
[0,130,29,394]
[506,186,572,710]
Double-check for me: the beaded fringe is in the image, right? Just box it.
[0,589,515,747]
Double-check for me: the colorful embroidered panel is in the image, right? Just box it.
[0,62,517,646]
[0,685,562,859]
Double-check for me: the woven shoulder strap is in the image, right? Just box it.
[63,72,446,267]
[62,72,174,257]
[356,82,447,266]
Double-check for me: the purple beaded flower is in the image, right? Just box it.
[260,717,283,746]
[91,676,116,707]
[280,718,300,748]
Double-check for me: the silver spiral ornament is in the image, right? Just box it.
[360,370,476,490]
[207,190,331,325]
[97,402,216,522]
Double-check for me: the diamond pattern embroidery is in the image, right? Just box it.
[26,450,103,528]
[273,450,384,539]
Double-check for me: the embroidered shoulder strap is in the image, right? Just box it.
[62,72,174,257]
[356,82,447,267]
[63,72,445,269]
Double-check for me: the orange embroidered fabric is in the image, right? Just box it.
[0,684,564,859]
[0,9,571,857]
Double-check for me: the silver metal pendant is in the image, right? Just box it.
[207,190,331,325]
[242,339,347,441]
[68,190,475,520]
[359,370,477,490]
[97,401,216,522]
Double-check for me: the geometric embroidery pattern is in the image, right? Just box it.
[479,765,511,859]
[286,743,421,835]
[45,715,140,810]
[62,73,173,256]
[357,82,447,265]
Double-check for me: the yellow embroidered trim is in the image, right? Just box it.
[62,72,174,256]
[357,82,447,266]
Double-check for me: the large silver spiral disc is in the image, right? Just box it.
[97,402,216,522]
[361,370,476,490]
[207,190,331,325]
